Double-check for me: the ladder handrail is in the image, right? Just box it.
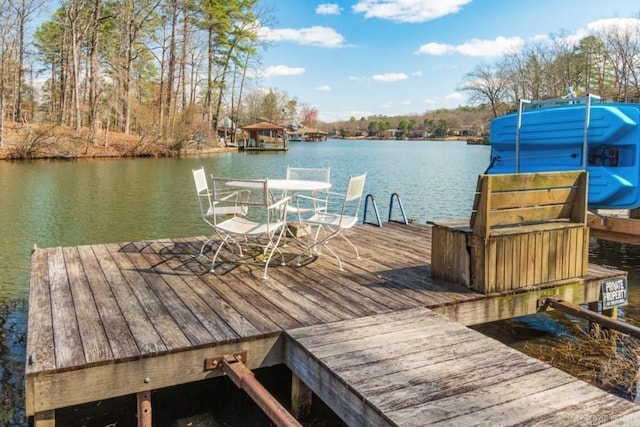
[363,194,382,226]
[388,192,408,225]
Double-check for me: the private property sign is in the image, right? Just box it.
[601,278,628,310]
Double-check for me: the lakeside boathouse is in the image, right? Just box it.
[239,121,288,151]
[25,219,640,426]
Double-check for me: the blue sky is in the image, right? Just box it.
[257,0,640,122]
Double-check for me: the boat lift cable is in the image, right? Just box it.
[541,297,640,339]
[484,156,500,174]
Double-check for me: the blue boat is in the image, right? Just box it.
[487,95,640,209]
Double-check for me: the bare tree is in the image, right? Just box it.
[595,20,640,100]
[88,0,101,144]
[61,0,85,132]
[8,0,45,122]
[0,0,17,146]
[459,62,510,118]
[114,0,161,134]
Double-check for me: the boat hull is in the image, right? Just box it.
[488,103,640,209]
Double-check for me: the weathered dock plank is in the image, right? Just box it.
[76,245,139,360]
[49,246,84,369]
[62,246,113,365]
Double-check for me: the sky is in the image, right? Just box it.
[256,0,640,122]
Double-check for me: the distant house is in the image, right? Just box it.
[240,122,288,151]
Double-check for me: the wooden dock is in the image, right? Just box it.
[25,222,640,425]
[286,307,640,426]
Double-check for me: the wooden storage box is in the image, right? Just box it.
[431,171,589,294]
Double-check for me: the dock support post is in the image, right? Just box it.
[34,410,55,427]
[137,391,152,427]
[588,301,599,335]
[291,373,312,419]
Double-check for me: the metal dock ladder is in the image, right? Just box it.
[363,193,409,226]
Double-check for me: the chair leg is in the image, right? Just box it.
[296,229,344,270]
[261,227,287,279]
[321,242,343,270]
[199,234,215,255]
[340,234,360,259]
[211,235,233,273]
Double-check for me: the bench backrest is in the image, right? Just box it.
[469,170,588,238]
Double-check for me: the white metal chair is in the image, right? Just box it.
[296,173,367,270]
[285,166,331,223]
[192,167,248,256]
[210,176,290,279]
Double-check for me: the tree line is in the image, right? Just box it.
[0,0,311,148]
[1,3,638,150]
[460,18,640,118]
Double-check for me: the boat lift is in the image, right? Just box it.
[514,93,600,172]
[505,93,640,244]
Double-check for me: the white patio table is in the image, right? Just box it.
[226,179,331,192]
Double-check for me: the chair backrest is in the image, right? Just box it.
[334,174,367,225]
[193,167,208,195]
[211,177,278,222]
[345,174,366,202]
[193,167,213,218]
[286,166,331,183]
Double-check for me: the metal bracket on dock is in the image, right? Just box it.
[204,350,303,427]
[204,350,247,371]
[540,297,640,339]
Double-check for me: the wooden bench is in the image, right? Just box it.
[431,170,589,294]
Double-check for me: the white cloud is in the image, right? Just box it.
[401,99,412,105]
[527,18,640,52]
[372,72,409,82]
[260,65,305,78]
[457,37,524,56]
[415,42,454,55]
[587,17,640,33]
[411,71,423,77]
[317,3,341,15]
[415,36,524,57]
[260,26,346,47]
[352,0,471,23]
[424,98,437,105]
[315,85,332,91]
[445,92,463,100]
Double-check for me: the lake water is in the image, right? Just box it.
[1,139,638,424]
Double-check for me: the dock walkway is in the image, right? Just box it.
[25,222,639,425]
[287,307,640,426]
